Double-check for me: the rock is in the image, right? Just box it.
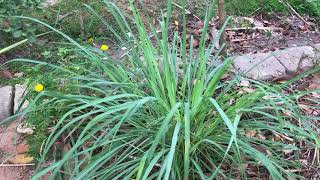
[14,85,28,113]
[14,72,24,78]
[17,123,34,135]
[0,86,13,120]
[233,46,317,81]
[272,46,315,72]
[313,43,320,52]
[233,53,286,80]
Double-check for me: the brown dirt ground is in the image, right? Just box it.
[0,122,34,180]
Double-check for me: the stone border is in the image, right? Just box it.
[0,85,27,121]
[0,86,13,120]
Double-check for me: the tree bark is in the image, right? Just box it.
[217,0,227,57]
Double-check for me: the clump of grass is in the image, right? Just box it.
[3,0,319,179]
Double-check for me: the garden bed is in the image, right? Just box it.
[0,0,320,179]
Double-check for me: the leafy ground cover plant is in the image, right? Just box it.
[0,0,41,41]
[3,0,319,179]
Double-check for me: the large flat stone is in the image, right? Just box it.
[14,84,28,113]
[233,53,286,80]
[232,46,317,81]
[0,86,13,120]
[313,43,320,52]
[271,46,315,72]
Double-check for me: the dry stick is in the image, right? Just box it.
[1,155,14,166]
[226,27,283,31]
[171,2,202,21]
[278,0,310,26]
[0,164,35,167]
[230,38,254,42]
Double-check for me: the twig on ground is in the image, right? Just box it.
[57,11,75,21]
[1,155,13,166]
[171,2,201,21]
[0,164,35,167]
[226,27,283,31]
[278,0,310,27]
[249,7,261,16]
[230,38,254,42]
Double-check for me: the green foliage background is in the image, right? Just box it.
[0,0,41,40]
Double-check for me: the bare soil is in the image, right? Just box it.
[0,122,34,180]
[228,31,320,55]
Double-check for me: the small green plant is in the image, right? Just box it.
[41,51,52,58]
[265,30,273,38]
[0,0,41,40]
[2,0,319,179]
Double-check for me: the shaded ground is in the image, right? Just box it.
[229,31,320,55]
[227,15,320,55]
[162,14,320,56]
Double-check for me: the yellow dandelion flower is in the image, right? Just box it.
[87,38,94,44]
[100,44,109,51]
[34,83,44,93]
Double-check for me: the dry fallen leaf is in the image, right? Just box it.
[282,109,293,117]
[192,39,199,48]
[239,80,250,87]
[257,134,266,140]
[0,70,13,79]
[174,20,179,26]
[16,143,29,154]
[246,130,257,138]
[14,72,24,78]
[243,87,256,93]
[8,154,34,164]
[17,123,34,134]
[238,87,256,95]
[274,134,282,141]
[283,149,294,155]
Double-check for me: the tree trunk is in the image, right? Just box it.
[217,0,227,57]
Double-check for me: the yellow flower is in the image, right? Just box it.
[34,83,44,93]
[87,38,94,44]
[100,44,109,51]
